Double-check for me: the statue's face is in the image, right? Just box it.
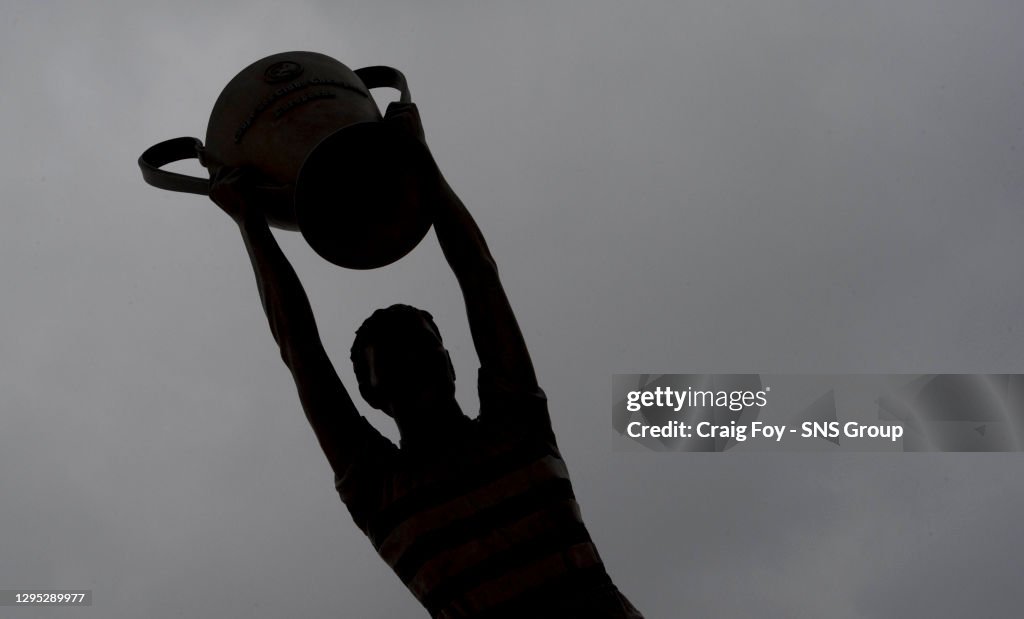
[364,316,455,415]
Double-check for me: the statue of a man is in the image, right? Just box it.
[208,103,643,618]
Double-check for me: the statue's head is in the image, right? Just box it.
[351,304,456,418]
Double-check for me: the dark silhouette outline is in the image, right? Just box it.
[208,104,643,618]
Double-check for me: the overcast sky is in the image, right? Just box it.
[2,1,1024,617]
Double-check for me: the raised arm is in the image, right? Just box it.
[209,168,361,474]
[432,176,541,394]
[381,101,542,395]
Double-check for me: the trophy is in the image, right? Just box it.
[138,51,437,269]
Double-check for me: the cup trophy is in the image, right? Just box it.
[138,51,437,269]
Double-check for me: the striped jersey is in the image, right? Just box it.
[334,369,643,618]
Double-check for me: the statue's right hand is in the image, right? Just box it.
[208,166,265,223]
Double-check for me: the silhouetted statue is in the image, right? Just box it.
[208,98,643,619]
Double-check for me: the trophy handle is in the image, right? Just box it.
[354,66,411,104]
[138,137,210,195]
[139,67,408,196]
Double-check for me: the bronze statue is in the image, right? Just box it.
[149,52,643,618]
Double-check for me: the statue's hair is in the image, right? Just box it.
[350,304,442,388]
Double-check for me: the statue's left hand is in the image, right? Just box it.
[208,166,266,224]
